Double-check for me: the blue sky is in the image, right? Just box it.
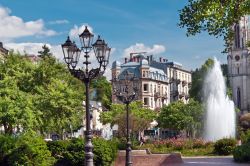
[0,0,226,77]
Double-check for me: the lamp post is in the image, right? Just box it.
[113,70,138,166]
[61,26,111,166]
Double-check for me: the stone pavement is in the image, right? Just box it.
[181,157,250,166]
[114,151,250,166]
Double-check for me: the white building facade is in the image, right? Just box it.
[228,16,250,113]
[111,54,192,110]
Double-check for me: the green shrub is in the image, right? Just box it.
[214,138,237,155]
[113,137,127,150]
[233,142,250,162]
[47,140,70,158]
[93,137,118,166]
[7,132,55,166]
[0,134,16,165]
[49,137,118,166]
[240,130,250,144]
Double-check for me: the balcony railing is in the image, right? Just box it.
[182,80,187,86]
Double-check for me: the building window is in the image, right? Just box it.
[143,84,149,92]
[142,71,145,77]
[237,67,239,74]
[144,97,149,106]
[235,24,240,48]
[151,98,153,107]
[237,88,241,109]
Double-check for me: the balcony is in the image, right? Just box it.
[171,90,179,97]
[182,80,187,86]
[169,78,181,84]
[162,93,168,99]
[185,95,190,100]
[154,92,161,99]
[179,92,185,98]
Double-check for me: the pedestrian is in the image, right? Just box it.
[139,135,145,147]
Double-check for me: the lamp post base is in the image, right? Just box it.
[126,142,133,166]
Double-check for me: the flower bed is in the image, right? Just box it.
[135,138,214,156]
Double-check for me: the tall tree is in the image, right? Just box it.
[33,56,85,136]
[100,101,157,137]
[157,99,204,138]
[91,76,112,110]
[0,52,84,136]
[0,53,38,134]
[190,58,214,102]
[179,0,250,51]
[38,45,52,59]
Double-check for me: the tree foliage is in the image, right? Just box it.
[91,76,112,110]
[38,44,52,59]
[100,101,157,137]
[179,0,250,51]
[190,58,214,102]
[157,99,204,138]
[0,50,84,136]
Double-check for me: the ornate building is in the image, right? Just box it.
[111,53,191,110]
[228,16,250,113]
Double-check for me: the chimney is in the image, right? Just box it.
[159,57,162,62]
[147,56,150,62]
[125,58,127,63]
[150,55,153,61]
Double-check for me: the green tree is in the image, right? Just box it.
[190,58,214,102]
[157,99,204,138]
[0,53,38,134]
[0,52,84,136]
[33,57,84,136]
[38,44,52,59]
[100,101,157,137]
[91,76,112,110]
[179,0,250,51]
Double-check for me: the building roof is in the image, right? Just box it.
[0,42,8,55]
[112,60,121,69]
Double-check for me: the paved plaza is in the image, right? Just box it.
[181,157,249,166]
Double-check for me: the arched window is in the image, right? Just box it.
[235,24,240,48]
[237,88,241,109]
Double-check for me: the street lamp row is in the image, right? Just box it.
[61,26,111,166]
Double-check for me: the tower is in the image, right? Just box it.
[228,16,250,113]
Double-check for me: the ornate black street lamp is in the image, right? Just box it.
[113,70,139,166]
[61,26,111,166]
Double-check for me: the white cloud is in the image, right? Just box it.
[123,43,166,57]
[69,24,93,40]
[5,42,63,60]
[5,41,114,81]
[48,19,69,25]
[5,41,115,73]
[0,6,57,41]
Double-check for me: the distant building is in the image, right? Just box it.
[111,53,192,110]
[228,16,250,113]
[25,54,41,63]
[0,42,8,58]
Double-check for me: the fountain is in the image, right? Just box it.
[203,58,236,141]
